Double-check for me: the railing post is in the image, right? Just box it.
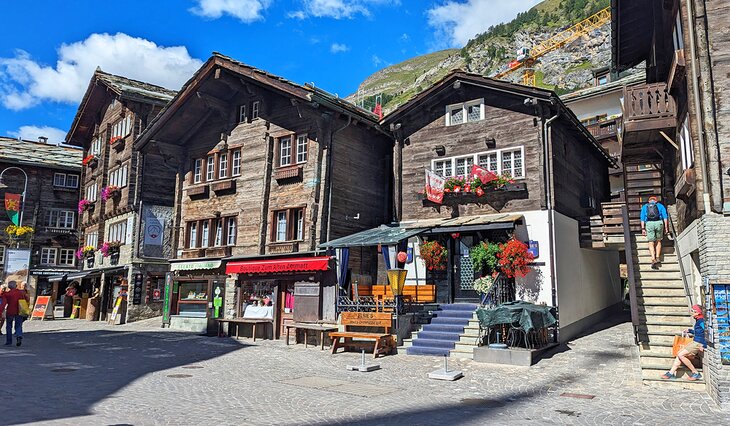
[621,204,642,342]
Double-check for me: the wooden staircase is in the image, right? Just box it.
[632,235,704,390]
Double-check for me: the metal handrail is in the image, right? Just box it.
[667,211,694,308]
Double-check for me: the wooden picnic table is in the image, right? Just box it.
[216,318,273,342]
[285,322,338,350]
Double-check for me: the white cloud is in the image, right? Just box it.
[8,125,67,144]
[330,43,350,53]
[190,0,271,23]
[427,0,542,47]
[291,0,395,19]
[371,54,390,68]
[0,33,203,110]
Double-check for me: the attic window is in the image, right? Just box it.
[445,99,484,126]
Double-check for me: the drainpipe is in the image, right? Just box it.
[539,99,561,342]
[685,0,712,213]
[325,115,352,243]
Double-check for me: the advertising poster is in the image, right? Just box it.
[4,248,31,285]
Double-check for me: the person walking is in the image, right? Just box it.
[661,304,706,381]
[0,284,6,335]
[3,281,29,346]
[640,196,669,269]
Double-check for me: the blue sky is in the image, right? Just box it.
[0,0,539,143]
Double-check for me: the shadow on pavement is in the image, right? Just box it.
[0,326,247,425]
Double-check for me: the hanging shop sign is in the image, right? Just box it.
[226,257,330,274]
[132,273,143,305]
[170,260,222,272]
[4,249,30,284]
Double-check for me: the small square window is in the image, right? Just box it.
[280,137,292,167]
[296,135,308,163]
[232,150,241,176]
[252,101,260,120]
[239,105,247,123]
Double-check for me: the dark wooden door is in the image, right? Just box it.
[453,236,479,301]
[624,162,664,231]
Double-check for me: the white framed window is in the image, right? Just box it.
[445,99,485,126]
[673,12,684,51]
[201,221,210,248]
[189,222,198,248]
[40,248,57,265]
[219,153,228,179]
[91,137,102,155]
[252,101,260,120]
[455,156,474,176]
[109,165,128,187]
[232,150,241,176]
[111,115,132,140]
[206,156,215,181]
[59,249,75,266]
[679,116,694,170]
[275,211,287,242]
[86,182,98,202]
[85,231,98,248]
[279,137,292,167]
[294,208,304,241]
[108,220,128,244]
[46,210,75,228]
[54,173,79,188]
[227,217,236,246]
[193,159,203,183]
[214,219,223,246]
[239,105,247,123]
[431,146,525,179]
[296,135,308,163]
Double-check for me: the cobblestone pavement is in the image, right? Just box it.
[1,317,727,426]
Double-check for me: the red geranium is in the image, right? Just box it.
[497,238,534,278]
[420,240,447,271]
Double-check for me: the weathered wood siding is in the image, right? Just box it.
[400,99,543,221]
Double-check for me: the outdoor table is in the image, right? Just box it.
[476,301,556,347]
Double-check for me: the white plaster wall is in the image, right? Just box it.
[565,91,623,121]
[553,210,622,328]
[514,210,554,306]
[404,237,427,286]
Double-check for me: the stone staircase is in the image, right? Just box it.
[632,235,704,390]
[402,303,481,358]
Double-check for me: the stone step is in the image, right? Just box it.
[636,281,686,290]
[638,314,693,325]
[450,347,474,359]
[635,271,684,280]
[641,364,702,377]
[637,296,688,307]
[639,345,675,357]
[459,335,482,345]
[640,334,681,345]
[639,324,692,334]
[406,346,451,356]
[412,338,456,349]
[636,262,680,271]
[641,377,707,391]
[634,247,676,257]
[637,288,687,297]
[640,305,691,315]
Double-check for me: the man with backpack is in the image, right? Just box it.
[640,195,669,269]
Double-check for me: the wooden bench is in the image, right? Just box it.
[285,322,338,350]
[329,312,395,358]
[356,284,436,303]
[216,318,273,342]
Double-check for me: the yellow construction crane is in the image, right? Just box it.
[493,7,611,86]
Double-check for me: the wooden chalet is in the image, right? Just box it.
[134,53,392,336]
[64,69,176,324]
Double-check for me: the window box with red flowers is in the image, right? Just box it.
[419,240,448,272]
[109,135,125,150]
[421,171,526,206]
[78,199,95,214]
[82,154,98,168]
[101,185,121,201]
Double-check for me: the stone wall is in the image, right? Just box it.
[697,213,730,407]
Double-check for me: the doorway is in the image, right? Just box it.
[453,235,479,301]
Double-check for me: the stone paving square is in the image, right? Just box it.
[0,317,727,425]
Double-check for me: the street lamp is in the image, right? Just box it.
[0,166,29,227]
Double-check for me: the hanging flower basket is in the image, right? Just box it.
[82,154,98,168]
[100,241,122,257]
[101,186,121,201]
[5,225,34,239]
[496,238,535,278]
[78,199,94,214]
[420,240,448,271]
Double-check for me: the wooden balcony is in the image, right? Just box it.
[621,83,677,150]
[579,202,627,249]
[585,117,621,140]
[667,50,686,93]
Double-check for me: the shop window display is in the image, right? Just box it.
[178,282,209,317]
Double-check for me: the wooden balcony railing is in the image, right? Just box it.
[624,83,676,120]
[585,117,621,140]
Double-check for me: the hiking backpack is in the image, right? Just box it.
[646,203,660,221]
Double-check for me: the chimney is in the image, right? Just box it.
[38,136,48,144]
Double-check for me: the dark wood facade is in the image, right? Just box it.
[65,70,176,322]
[0,137,82,302]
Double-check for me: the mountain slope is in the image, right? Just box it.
[348,0,611,113]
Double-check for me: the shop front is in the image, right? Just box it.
[225,255,336,340]
[47,271,100,319]
[166,259,227,334]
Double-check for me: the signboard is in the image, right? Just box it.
[528,240,540,259]
[170,260,221,271]
[712,283,730,365]
[425,169,445,204]
[31,295,53,320]
[162,272,173,326]
[144,211,164,246]
[132,273,143,305]
[109,296,124,324]
[4,248,31,285]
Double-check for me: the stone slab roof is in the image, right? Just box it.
[0,137,82,171]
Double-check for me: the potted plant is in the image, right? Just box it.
[77,246,96,267]
[497,238,535,279]
[100,241,122,265]
[82,154,98,168]
[101,186,121,201]
[109,135,125,150]
[473,275,495,306]
[5,224,34,240]
[420,240,448,272]
[78,199,94,214]
[470,241,501,276]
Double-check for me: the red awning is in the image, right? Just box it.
[226,256,331,274]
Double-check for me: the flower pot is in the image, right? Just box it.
[86,257,94,268]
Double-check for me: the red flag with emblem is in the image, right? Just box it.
[4,193,21,225]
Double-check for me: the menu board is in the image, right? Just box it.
[31,296,53,320]
[713,284,730,365]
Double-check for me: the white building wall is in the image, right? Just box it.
[553,210,622,337]
[514,210,554,306]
